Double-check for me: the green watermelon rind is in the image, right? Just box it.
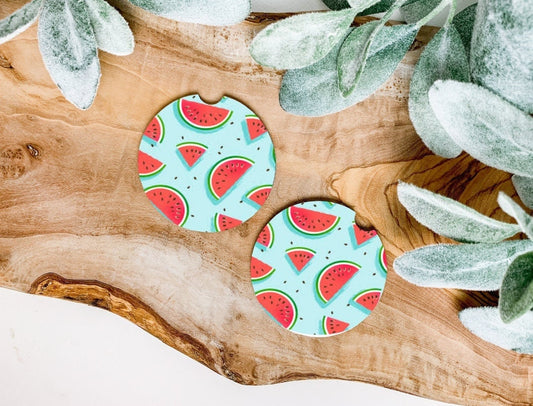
[176,141,208,167]
[285,247,316,271]
[138,152,166,178]
[144,184,189,227]
[321,316,349,336]
[255,288,298,330]
[352,288,382,311]
[286,206,341,236]
[213,213,242,232]
[245,184,272,207]
[143,115,165,144]
[207,156,255,200]
[250,257,276,282]
[379,246,388,274]
[178,98,233,131]
[256,223,275,249]
[315,260,361,304]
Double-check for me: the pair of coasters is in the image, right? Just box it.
[138,95,386,337]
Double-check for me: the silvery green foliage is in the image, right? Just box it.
[281,24,417,116]
[127,0,250,26]
[249,9,357,70]
[322,0,351,9]
[400,0,444,24]
[408,25,469,158]
[322,0,395,13]
[470,0,533,114]
[85,0,134,56]
[394,240,533,290]
[497,193,533,240]
[0,0,42,45]
[451,3,476,59]
[459,307,533,354]
[428,80,533,178]
[38,0,100,110]
[499,252,533,323]
[513,176,533,210]
[397,182,521,243]
[361,0,396,14]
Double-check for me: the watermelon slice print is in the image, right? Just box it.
[246,185,272,207]
[214,213,243,232]
[144,185,188,227]
[316,261,360,304]
[322,316,350,335]
[255,289,297,330]
[285,247,315,272]
[208,156,254,200]
[353,289,382,311]
[250,257,275,281]
[379,246,388,274]
[287,206,340,236]
[245,115,267,141]
[176,142,207,168]
[353,223,377,245]
[178,99,232,130]
[256,223,274,249]
[138,151,166,177]
[143,115,164,143]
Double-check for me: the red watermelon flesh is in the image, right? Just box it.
[316,261,360,303]
[177,142,207,168]
[288,206,339,235]
[286,247,315,272]
[145,186,188,227]
[353,223,377,245]
[323,317,350,335]
[138,151,165,177]
[256,223,273,249]
[214,213,242,231]
[143,116,164,143]
[250,257,275,281]
[208,157,254,200]
[245,115,267,140]
[354,289,381,311]
[179,99,232,130]
[246,185,271,207]
[256,289,297,329]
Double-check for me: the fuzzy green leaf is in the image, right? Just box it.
[127,0,250,26]
[85,0,134,56]
[497,193,533,240]
[322,0,394,13]
[459,307,533,354]
[499,252,533,323]
[249,9,356,70]
[398,182,521,243]
[452,3,477,59]
[322,0,351,9]
[0,0,42,45]
[360,0,396,15]
[347,0,381,8]
[470,0,533,114]
[38,0,100,110]
[400,0,443,24]
[408,25,469,158]
[428,80,533,178]
[394,240,533,290]
[281,24,417,116]
[513,176,533,210]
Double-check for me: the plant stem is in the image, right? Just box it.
[444,0,457,27]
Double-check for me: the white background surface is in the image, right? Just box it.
[0,1,473,405]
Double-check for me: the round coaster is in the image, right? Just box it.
[250,201,387,337]
[138,95,276,232]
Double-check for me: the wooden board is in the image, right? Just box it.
[0,1,531,404]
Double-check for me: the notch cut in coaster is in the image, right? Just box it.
[251,201,387,337]
[138,95,276,232]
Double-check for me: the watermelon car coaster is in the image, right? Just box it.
[251,201,387,337]
[138,95,276,232]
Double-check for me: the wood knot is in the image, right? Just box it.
[26,143,40,158]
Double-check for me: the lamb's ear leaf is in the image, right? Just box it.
[85,0,134,56]
[459,307,533,354]
[322,0,351,10]
[393,240,533,291]
[428,80,533,178]
[499,252,533,324]
[127,0,250,26]
[400,0,443,24]
[452,3,477,59]
[38,0,100,110]
[513,175,533,210]
[0,0,43,45]
[322,0,396,15]
[249,9,357,70]
[397,182,521,243]
[408,25,469,158]
[497,193,533,240]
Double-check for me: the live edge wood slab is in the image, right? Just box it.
[0,1,531,404]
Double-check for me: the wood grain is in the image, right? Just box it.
[0,1,531,404]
